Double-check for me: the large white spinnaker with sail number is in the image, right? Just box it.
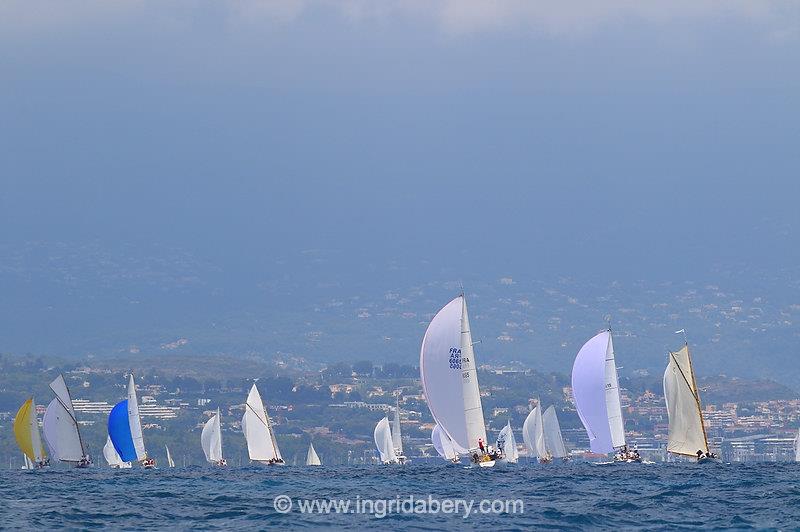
[420,295,488,453]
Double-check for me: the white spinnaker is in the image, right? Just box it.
[165,445,175,468]
[392,398,403,454]
[306,443,321,466]
[103,436,130,467]
[522,406,547,458]
[664,345,708,456]
[42,398,83,462]
[201,410,223,463]
[126,374,147,461]
[542,406,568,458]
[420,296,469,452]
[242,384,281,462]
[431,424,457,460]
[497,421,518,463]
[604,334,626,449]
[374,417,397,463]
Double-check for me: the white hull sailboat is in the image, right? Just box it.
[165,444,176,468]
[496,421,518,464]
[14,397,49,469]
[572,330,640,463]
[306,442,322,466]
[523,403,569,463]
[43,375,92,468]
[242,384,284,465]
[202,408,227,467]
[392,395,408,464]
[542,406,569,461]
[664,334,717,462]
[522,403,550,463]
[420,294,499,467]
[374,416,398,464]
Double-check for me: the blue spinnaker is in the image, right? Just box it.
[108,400,137,462]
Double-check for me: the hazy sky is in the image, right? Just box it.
[2,1,800,370]
[2,1,799,279]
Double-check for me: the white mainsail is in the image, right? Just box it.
[496,421,519,463]
[201,408,223,463]
[392,396,403,455]
[103,436,131,468]
[522,405,547,459]
[242,384,282,463]
[306,442,321,466]
[604,334,626,449]
[374,416,397,463]
[431,424,457,460]
[542,406,568,459]
[420,295,488,453]
[572,330,627,454]
[664,344,709,457]
[43,375,87,463]
[165,445,175,468]
[126,374,148,461]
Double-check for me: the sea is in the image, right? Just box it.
[2,461,799,529]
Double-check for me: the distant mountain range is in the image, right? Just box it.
[2,241,800,388]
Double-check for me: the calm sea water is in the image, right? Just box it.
[2,461,799,529]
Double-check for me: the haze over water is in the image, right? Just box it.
[1,5,799,381]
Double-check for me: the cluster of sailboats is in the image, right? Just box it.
[14,376,323,469]
[383,294,717,467]
[12,292,744,470]
[14,375,91,470]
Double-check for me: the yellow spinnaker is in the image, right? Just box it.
[14,398,37,462]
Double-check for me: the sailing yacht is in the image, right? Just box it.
[306,442,322,466]
[523,403,569,463]
[392,395,408,464]
[522,402,550,463]
[108,374,155,468]
[202,408,226,466]
[572,330,639,462]
[496,421,519,463]
[242,384,284,465]
[431,424,459,463]
[43,375,92,467]
[664,337,717,462]
[374,417,398,464]
[542,406,569,461]
[420,294,498,467]
[14,397,49,469]
[103,436,131,468]
[165,445,176,468]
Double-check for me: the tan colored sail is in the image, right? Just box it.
[663,344,709,457]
